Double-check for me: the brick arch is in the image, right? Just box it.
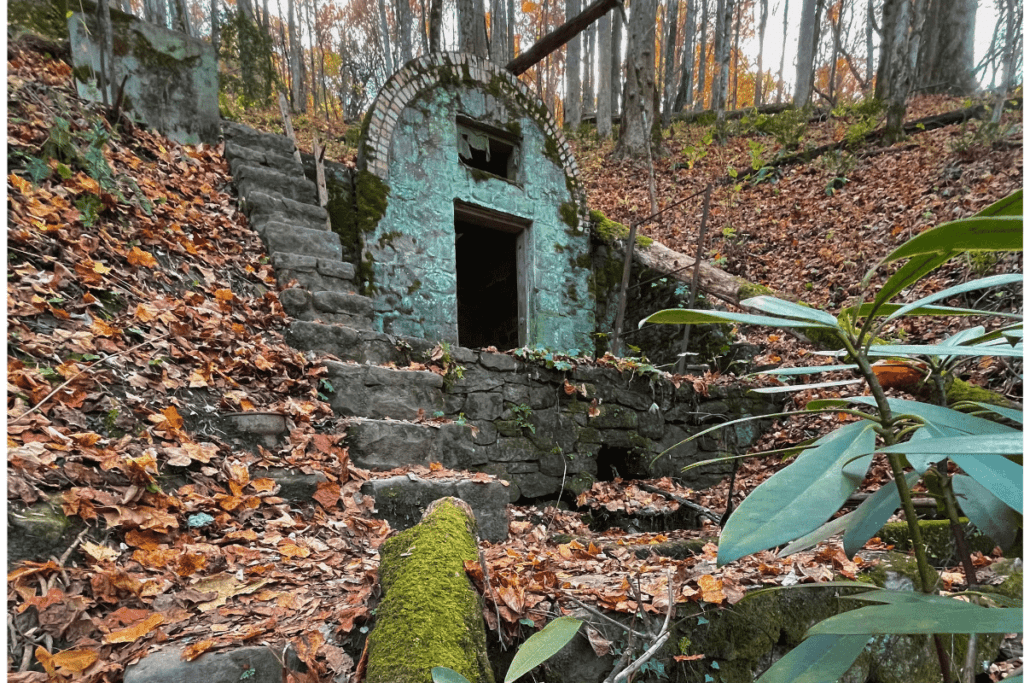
[359,51,587,212]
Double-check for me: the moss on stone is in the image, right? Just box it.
[862,550,940,592]
[878,518,1001,561]
[590,209,629,243]
[325,171,359,263]
[8,0,70,40]
[559,202,579,231]
[544,135,561,165]
[946,376,1014,408]
[356,170,389,235]
[737,282,773,301]
[366,499,495,683]
[566,471,596,497]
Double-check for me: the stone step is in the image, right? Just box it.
[221,121,296,158]
[273,253,355,293]
[361,475,511,541]
[286,320,437,366]
[242,189,329,227]
[249,210,326,235]
[263,224,343,261]
[234,162,318,205]
[280,289,374,329]
[345,418,485,471]
[324,360,445,420]
[224,140,303,177]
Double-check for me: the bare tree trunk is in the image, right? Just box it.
[458,0,487,57]
[508,0,516,57]
[583,24,596,115]
[396,0,413,65]
[674,0,696,110]
[990,0,1020,121]
[611,7,623,115]
[776,0,789,102]
[828,0,844,101]
[615,0,657,157]
[661,0,680,124]
[97,0,115,105]
[710,0,734,113]
[865,0,876,96]
[145,0,166,28]
[211,0,220,53]
[564,0,582,128]
[491,0,509,63]
[729,0,741,108]
[170,0,193,34]
[793,0,818,106]
[915,0,978,94]
[305,0,319,113]
[419,0,429,54]
[878,0,912,140]
[428,0,442,51]
[754,0,768,105]
[696,0,708,109]
[597,13,613,136]
[378,0,395,74]
[288,0,306,113]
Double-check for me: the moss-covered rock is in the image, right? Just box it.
[366,498,495,683]
[877,519,1002,564]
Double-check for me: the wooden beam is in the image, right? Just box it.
[505,0,622,76]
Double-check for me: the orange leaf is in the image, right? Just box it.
[214,289,234,301]
[183,640,215,661]
[90,318,121,336]
[161,405,184,430]
[52,648,100,672]
[697,574,725,604]
[9,173,31,194]
[35,646,57,676]
[134,303,159,322]
[104,613,164,643]
[429,461,443,471]
[313,481,341,509]
[127,247,158,268]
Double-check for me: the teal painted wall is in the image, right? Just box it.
[367,80,595,354]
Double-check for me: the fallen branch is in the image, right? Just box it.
[603,572,674,683]
[635,482,722,525]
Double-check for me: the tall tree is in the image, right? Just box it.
[583,24,596,116]
[396,0,413,65]
[564,0,582,128]
[377,0,395,74]
[661,0,680,124]
[611,8,623,115]
[876,0,916,141]
[710,0,734,113]
[491,0,509,63]
[793,0,818,106]
[696,0,708,109]
[990,0,1020,121]
[754,0,768,105]
[211,0,221,53]
[616,0,657,157]
[915,0,978,94]
[776,0,789,102]
[428,0,442,51]
[288,0,306,112]
[674,0,696,110]
[865,0,876,96]
[597,13,613,136]
[170,0,192,34]
[729,0,741,108]
[144,0,166,27]
[458,0,487,57]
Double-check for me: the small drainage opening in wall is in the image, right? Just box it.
[594,445,648,480]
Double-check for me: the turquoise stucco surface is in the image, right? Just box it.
[368,80,595,354]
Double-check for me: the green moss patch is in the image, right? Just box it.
[589,209,651,247]
[366,499,494,683]
[737,282,773,301]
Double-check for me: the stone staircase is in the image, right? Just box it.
[221,122,374,328]
[220,121,512,539]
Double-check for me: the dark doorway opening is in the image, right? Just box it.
[456,220,519,349]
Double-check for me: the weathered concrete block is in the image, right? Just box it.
[272,252,318,272]
[124,645,283,683]
[278,287,312,313]
[264,225,343,260]
[234,163,318,204]
[250,467,328,502]
[588,404,638,430]
[462,392,503,421]
[479,352,518,372]
[69,8,218,143]
[312,291,374,317]
[347,419,440,469]
[222,121,296,158]
[318,258,355,280]
[486,437,537,462]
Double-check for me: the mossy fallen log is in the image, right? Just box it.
[366,497,495,683]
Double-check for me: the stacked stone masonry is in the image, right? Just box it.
[221,122,374,328]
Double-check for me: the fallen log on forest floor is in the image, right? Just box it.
[365,497,495,683]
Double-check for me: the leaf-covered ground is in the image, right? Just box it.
[7,42,1022,683]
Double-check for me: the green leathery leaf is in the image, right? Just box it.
[884,273,1024,322]
[901,422,950,474]
[752,379,862,394]
[755,364,858,376]
[849,397,1016,435]
[432,667,472,683]
[974,188,1023,217]
[807,602,1022,635]
[639,308,835,329]
[948,452,1023,514]
[958,401,1024,425]
[716,421,876,566]
[842,474,920,556]
[953,473,1021,549]
[740,296,840,327]
[840,302,1005,319]
[754,634,872,683]
[883,216,1023,262]
[878,433,1023,456]
[866,252,953,321]
[504,617,582,683]
[861,343,1022,359]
